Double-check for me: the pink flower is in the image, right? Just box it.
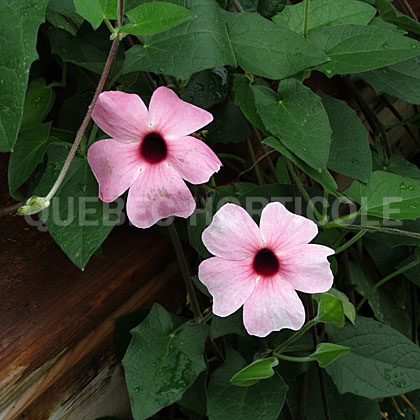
[87,87,221,228]
[198,202,334,337]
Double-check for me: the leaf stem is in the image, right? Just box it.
[334,230,367,255]
[272,353,314,363]
[168,222,203,320]
[303,0,310,38]
[273,318,319,354]
[356,258,420,312]
[284,158,323,221]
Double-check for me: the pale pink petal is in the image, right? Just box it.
[88,139,142,202]
[92,91,150,143]
[198,257,257,317]
[280,244,334,293]
[260,202,318,251]
[126,163,196,228]
[167,135,222,184]
[202,204,262,260]
[243,277,305,337]
[149,87,213,140]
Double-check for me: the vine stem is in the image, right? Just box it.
[327,222,420,240]
[43,0,124,202]
[231,0,244,13]
[356,258,420,312]
[168,222,203,320]
[398,0,418,21]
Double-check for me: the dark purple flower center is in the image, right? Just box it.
[141,132,167,163]
[253,248,280,276]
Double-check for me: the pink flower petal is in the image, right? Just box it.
[167,135,222,184]
[126,163,196,228]
[260,202,318,251]
[243,277,305,337]
[149,87,213,140]
[87,139,142,202]
[202,204,262,260]
[198,257,257,317]
[280,244,334,293]
[92,91,150,143]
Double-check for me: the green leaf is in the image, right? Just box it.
[74,0,117,30]
[316,293,345,326]
[21,78,56,129]
[384,152,420,180]
[257,0,286,19]
[350,261,411,337]
[210,310,246,339]
[273,0,376,34]
[8,123,52,199]
[114,309,149,361]
[123,0,236,79]
[35,145,122,269]
[48,27,120,74]
[376,0,420,35]
[122,2,193,35]
[309,24,420,76]
[253,79,332,171]
[345,170,420,220]
[178,371,208,416]
[263,136,338,196]
[230,357,279,387]
[206,100,251,145]
[320,93,372,183]
[303,371,382,420]
[181,67,230,110]
[321,288,356,324]
[233,74,267,133]
[46,0,83,36]
[224,12,327,80]
[0,0,48,152]
[122,304,208,420]
[356,57,420,104]
[207,349,288,420]
[326,316,420,398]
[309,343,350,368]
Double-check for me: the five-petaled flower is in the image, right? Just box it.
[198,202,334,337]
[87,87,221,228]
